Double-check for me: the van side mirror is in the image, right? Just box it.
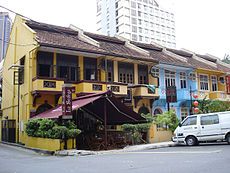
[178,122,182,127]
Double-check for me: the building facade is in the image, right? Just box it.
[0,12,11,61]
[0,16,159,145]
[96,0,176,48]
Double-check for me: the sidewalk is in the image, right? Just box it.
[55,141,176,156]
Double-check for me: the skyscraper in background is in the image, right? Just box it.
[0,12,11,61]
[96,0,176,48]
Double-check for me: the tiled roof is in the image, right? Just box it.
[131,42,192,68]
[166,48,193,58]
[196,54,217,63]
[130,41,163,51]
[217,64,230,73]
[166,49,220,71]
[27,20,157,63]
[85,32,157,62]
[26,20,78,36]
[186,58,219,71]
[27,21,109,55]
[196,54,230,72]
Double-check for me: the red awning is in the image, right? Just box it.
[33,94,103,119]
[33,91,146,124]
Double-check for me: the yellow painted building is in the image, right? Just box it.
[1,15,159,146]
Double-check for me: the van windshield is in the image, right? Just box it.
[182,116,197,126]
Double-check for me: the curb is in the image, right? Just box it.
[55,142,176,156]
[1,141,176,157]
[0,141,54,155]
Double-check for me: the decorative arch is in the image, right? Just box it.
[35,103,53,115]
[153,108,163,115]
[138,105,150,115]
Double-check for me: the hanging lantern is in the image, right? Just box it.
[193,93,198,99]
[194,107,199,113]
[193,100,199,107]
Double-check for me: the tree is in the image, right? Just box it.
[198,97,230,113]
[154,110,179,132]
[222,54,230,64]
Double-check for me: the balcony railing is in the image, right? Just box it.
[129,84,159,98]
[209,91,227,100]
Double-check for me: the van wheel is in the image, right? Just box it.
[226,134,230,144]
[186,136,197,146]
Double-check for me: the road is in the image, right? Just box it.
[0,143,229,173]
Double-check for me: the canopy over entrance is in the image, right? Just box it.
[33,91,146,125]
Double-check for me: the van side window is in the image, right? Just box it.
[201,114,219,125]
[182,116,197,126]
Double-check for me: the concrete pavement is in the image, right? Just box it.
[1,141,176,156]
[55,141,176,156]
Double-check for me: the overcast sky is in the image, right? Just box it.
[1,0,230,59]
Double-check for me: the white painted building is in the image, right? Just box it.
[96,0,176,48]
[0,12,11,61]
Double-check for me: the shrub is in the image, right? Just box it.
[122,113,153,144]
[155,110,179,132]
[25,119,81,139]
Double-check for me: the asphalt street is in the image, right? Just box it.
[0,142,229,173]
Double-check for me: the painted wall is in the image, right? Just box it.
[148,124,172,143]
[196,69,227,100]
[1,16,37,142]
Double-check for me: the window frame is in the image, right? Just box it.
[182,116,197,126]
[200,114,219,125]
[180,72,187,89]
[118,62,134,84]
[181,107,188,121]
[199,74,209,91]
[211,75,218,91]
[165,70,176,87]
[37,51,54,78]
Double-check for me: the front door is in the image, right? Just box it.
[1,120,16,143]
[199,114,222,141]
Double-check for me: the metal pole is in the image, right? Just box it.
[17,80,20,143]
[190,86,193,115]
[104,96,107,150]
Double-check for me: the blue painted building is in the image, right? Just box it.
[132,42,197,120]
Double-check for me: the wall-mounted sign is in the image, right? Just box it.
[62,84,72,119]
[166,86,177,103]
[92,84,102,91]
[43,81,56,88]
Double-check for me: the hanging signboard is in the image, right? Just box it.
[62,84,73,119]
[166,86,177,103]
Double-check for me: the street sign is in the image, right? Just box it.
[62,84,73,119]
[166,86,177,103]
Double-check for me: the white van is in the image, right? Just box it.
[172,111,230,146]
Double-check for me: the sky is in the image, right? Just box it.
[1,0,230,59]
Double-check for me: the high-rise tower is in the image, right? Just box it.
[96,0,176,48]
[0,12,11,61]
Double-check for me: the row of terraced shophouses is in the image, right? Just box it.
[0,15,230,150]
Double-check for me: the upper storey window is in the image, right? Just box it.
[165,70,175,87]
[37,51,53,78]
[56,54,78,82]
[84,57,98,81]
[118,62,134,84]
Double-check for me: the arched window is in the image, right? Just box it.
[36,103,53,115]
[153,108,162,115]
[138,106,150,115]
